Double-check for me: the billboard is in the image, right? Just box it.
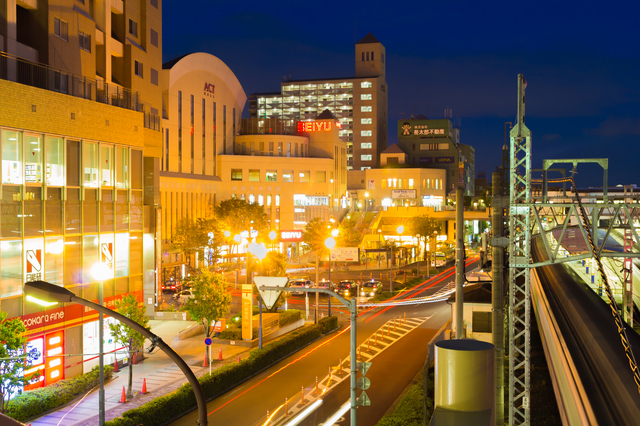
[330,247,359,262]
[280,230,303,242]
[398,119,450,138]
[391,189,417,199]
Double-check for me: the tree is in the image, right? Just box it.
[170,218,209,271]
[302,218,331,318]
[214,199,269,264]
[183,270,231,363]
[409,214,442,275]
[108,294,149,399]
[253,251,290,312]
[337,218,362,248]
[0,312,38,413]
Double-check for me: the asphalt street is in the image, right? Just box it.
[170,257,479,426]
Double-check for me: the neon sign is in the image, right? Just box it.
[297,121,332,133]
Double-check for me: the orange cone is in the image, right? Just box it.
[238,355,241,363]
[113,360,119,372]
[132,353,137,365]
[218,348,223,361]
[119,386,126,403]
[142,378,148,394]
[202,353,208,367]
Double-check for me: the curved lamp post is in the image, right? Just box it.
[25,281,209,426]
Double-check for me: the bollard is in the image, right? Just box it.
[316,376,319,392]
[301,386,306,405]
[375,332,378,346]
[404,312,406,324]
[328,366,332,385]
[284,397,289,417]
[266,410,270,425]
[339,359,343,375]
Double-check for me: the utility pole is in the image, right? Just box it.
[455,186,464,339]
[492,171,505,426]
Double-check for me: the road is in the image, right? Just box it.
[170,257,479,426]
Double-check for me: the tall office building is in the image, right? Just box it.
[0,0,162,387]
[248,33,387,171]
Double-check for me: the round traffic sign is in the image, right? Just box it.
[357,377,370,390]
[204,337,212,346]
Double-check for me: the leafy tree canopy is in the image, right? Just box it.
[337,218,362,247]
[214,199,269,238]
[302,218,331,254]
[183,269,231,337]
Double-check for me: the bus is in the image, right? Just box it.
[432,247,455,267]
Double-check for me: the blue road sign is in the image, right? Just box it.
[204,337,212,346]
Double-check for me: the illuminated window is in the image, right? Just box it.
[25,135,42,184]
[393,178,397,188]
[361,94,372,100]
[240,194,245,200]
[361,106,372,112]
[266,170,277,182]
[249,194,255,204]
[275,195,280,206]
[283,170,293,182]
[361,131,372,137]
[299,171,310,182]
[361,118,372,124]
[409,179,414,188]
[361,155,372,161]
[258,194,264,206]
[2,131,22,184]
[267,195,272,206]
[361,82,372,88]
[248,169,260,182]
[361,143,372,149]
[231,169,242,181]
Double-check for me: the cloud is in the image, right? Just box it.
[543,133,561,140]
[586,116,640,138]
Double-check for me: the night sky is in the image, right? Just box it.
[163,1,640,188]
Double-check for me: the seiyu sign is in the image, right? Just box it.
[280,230,303,242]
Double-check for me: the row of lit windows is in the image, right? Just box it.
[0,129,142,189]
[377,178,443,190]
[231,169,331,183]
[232,193,280,207]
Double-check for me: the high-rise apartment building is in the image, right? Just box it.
[248,33,387,171]
[0,0,162,388]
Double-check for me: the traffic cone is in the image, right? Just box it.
[113,360,119,372]
[202,353,208,367]
[119,386,126,403]
[132,353,137,365]
[142,378,148,394]
[238,355,241,363]
[218,348,223,361]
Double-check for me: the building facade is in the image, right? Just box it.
[0,0,162,388]
[159,53,347,279]
[248,33,387,171]
[396,116,475,196]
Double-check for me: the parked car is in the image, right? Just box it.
[173,289,195,304]
[336,280,355,297]
[288,279,313,295]
[360,280,383,297]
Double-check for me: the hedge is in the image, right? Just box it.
[278,309,301,327]
[7,365,114,422]
[106,318,338,426]
[318,315,338,334]
[219,310,302,340]
[376,368,434,426]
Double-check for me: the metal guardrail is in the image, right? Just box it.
[0,51,160,131]
[531,268,597,425]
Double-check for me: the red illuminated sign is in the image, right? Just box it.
[297,121,332,133]
[280,230,303,242]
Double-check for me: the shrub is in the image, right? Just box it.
[411,268,418,274]
[279,309,301,327]
[218,326,258,340]
[106,318,339,426]
[6,365,114,422]
[376,369,433,426]
[106,323,328,426]
[318,315,338,334]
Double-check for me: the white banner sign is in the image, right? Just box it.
[330,247,359,262]
[391,189,417,199]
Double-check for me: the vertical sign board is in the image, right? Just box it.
[241,284,253,341]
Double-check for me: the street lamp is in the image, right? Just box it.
[268,230,277,252]
[90,261,111,426]
[390,225,404,293]
[364,191,369,212]
[249,242,268,349]
[415,233,420,278]
[25,280,209,426]
[325,236,336,317]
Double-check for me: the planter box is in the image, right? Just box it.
[216,317,305,348]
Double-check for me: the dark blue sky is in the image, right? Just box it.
[163,0,640,187]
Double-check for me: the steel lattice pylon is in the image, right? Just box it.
[508,74,531,425]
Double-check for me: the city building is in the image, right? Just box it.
[0,0,163,387]
[348,167,447,209]
[475,171,488,197]
[396,115,475,196]
[159,53,347,279]
[248,33,388,171]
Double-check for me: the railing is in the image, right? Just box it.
[0,51,141,113]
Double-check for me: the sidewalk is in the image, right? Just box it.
[29,320,249,426]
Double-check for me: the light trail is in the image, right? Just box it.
[207,324,351,417]
[320,400,350,426]
[284,399,323,426]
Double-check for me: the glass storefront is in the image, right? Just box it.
[0,127,146,388]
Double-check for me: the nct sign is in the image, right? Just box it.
[297,121,332,133]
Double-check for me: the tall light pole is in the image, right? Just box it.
[90,262,111,426]
[364,191,369,212]
[249,242,268,349]
[25,280,209,425]
[268,230,277,252]
[390,225,404,293]
[325,236,336,317]
[415,233,420,278]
